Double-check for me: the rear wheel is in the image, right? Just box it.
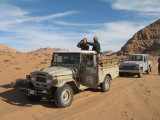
[54,84,73,108]
[101,75,111,92]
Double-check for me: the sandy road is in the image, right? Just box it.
[0,53,160,120]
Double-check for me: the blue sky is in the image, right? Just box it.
[0,0,160,52]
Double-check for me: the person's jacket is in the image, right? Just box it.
[87,41,101,54]
[77,41,89,50]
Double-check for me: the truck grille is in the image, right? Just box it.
[36,77,46,83]
[122,66,135,70]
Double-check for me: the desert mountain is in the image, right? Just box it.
[117,19,160,56]
[29,47,66,54]
[0,44,20,53]
[102,51,114,56]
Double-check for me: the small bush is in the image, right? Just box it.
[44,58,49,61]
[15,67,21,70]
[4,59,10,62]
[40,61,47,64]
[35,65,39,68]
[10,79,27,88]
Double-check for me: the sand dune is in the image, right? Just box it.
[0,52,160,120]
[0,44,20,53]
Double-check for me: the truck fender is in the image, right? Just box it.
[55,79,78,89]
[106,74,112,80]
[100,74,112,84]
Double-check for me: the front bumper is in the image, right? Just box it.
[119,69,140,73]
[20,88,53,98]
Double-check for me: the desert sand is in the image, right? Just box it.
[0,52,160,120]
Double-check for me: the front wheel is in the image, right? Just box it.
[138,68,143,78]
[54,84,73,108]
[101,75,111,92]
[146,68,150,74]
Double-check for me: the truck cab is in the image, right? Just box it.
[21,51,119,108]
[119,54,152,78]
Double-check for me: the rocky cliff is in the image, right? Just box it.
[117,19,160,56]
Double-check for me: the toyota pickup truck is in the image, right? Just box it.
[21,51,119,108]
[119,54,152,78]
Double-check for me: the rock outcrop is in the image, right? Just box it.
[117,19,160,55]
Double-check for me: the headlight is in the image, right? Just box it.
[53,79,58,84]
[47,79,53,84]
[31,76,36,81]
[26,75,31,80]
[135,66,139,70]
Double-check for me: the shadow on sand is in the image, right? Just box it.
[0,79,104,108]
[119,72,159,78]
[119,73,146,78]
[0,79,58,108]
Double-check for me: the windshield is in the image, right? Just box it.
[126,55,143,61]
[52,53,80,64]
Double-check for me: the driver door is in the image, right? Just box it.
[80,54,99,88]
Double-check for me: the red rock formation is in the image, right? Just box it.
[117,19,160,55]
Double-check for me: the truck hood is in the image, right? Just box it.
[120,61,143,66]
[31,66,76,77]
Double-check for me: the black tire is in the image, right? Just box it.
[26,82,41,101]
[54,84,73,108]
[146,67,150,74]
[138,68,143,78]
[101,75,111,92]
[119,72,124,77]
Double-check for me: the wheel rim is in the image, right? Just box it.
[61,89,71,104]
[105,79,110,89]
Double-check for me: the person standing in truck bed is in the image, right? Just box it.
[77,38,89,50]
[158,54,160,75]
[87,36,101,55]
